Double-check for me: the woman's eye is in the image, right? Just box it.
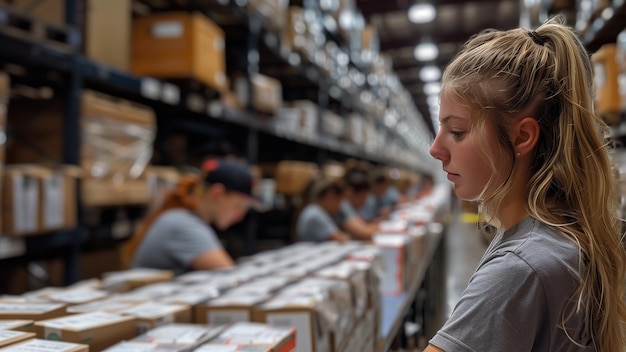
[450,131,465,139]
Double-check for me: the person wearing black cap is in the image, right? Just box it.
[127,159,259,275]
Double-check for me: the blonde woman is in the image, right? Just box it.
[427,16,626,352]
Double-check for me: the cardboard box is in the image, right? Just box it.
[130,323,224,351]
[2,166,40,236]
[235,74,283,114]
[85,0,131,70]
[103,342,185,351]
[226,277,292,297]
[66,299,139,315]
[101,269,174,292]
[274,161,318,196]
[118,303,193,335]
[209,322,296,352]
[321,111,346,139]
[253,294,332,352]
[194,345,271,351]
[247,0,288,31]
[196,294,269,325]
[0,0,65,25]
[372,234,416,295]
[132,12,227,92]
[0,320,34,333]
[0,302,66,321]
[35,312,136,351]
[291,100,317,138]
[0,339,88,352]
[0,331,34,348]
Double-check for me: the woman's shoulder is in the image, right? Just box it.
[155,208,202,226]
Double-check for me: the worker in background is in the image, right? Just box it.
[295,177,350,242]
[358,167,400,221]
[125,159,259,275]
[336,168,380,240]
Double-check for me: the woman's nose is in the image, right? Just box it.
[430,133,448,162]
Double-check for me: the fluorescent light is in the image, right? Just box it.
[408,3,436,24]
[414,42,439,61]
[420,65,441,82]
[424,82,441,95]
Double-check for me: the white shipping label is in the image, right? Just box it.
[266,313,311,352]
[151,21,183,38]
[122,303,181,318]
[207,310,250,325]
[0,303,63,313]
[0,320,28,329]
[43,312,126,330]
[12,175,38,234]
[0,330,28,340]
[50,289,107,304]
[2,339,82,351]
[42,174,65,229]
[144,326,210,345]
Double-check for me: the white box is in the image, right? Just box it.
[0,339,88,352]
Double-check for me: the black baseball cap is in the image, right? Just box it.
[202,159,263,209]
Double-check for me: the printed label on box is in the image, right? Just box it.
[3,339,83,351]
[0,330,28,340]
[0,303,63,313]
[12,175,38,234]
[151,21,184,38]
[266,313,311,352]
[122,303,182,318]
[144,325,213,345]
[50,289,107,304]
[207,310,250,325]
[43,312,126,330]
[42,174,65,229]
[0,320,30,330]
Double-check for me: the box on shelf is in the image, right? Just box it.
[66,298,139,315]
[248,0,289,31]
[0,302,66,322]
[34,311,137,351]
[207,322,296,352]
[103,341,186,352]
[0,339,88,352]
[117,302,193,335]
[85,0,131,70]
[274,161,318,196]
[0,0,65,25]
[321,111,346,139]
[2,165,80,236]
[361,25,379,57]
[129,323,224,351]
[132,12,227,92]
[235,74,283,115]
[45,288,109,306]
[291,100,318,138]
[0,320,35,333]
[0,330,34,348]
[194,345,271,351]
[592,44,621,125]
[282,7,317,60]
[346,113,364,145]
[372,234,419,295]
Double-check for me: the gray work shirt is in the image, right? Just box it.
[335,200,358,225]
[359,187,400,221]
[431,216,593,351]
[296,204,339,242]
[132,209,222,276]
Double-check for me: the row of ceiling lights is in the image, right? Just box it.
[407,2,441,131]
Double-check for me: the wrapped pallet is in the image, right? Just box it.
[592,44,621,125]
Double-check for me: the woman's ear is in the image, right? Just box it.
[512,117,540,157]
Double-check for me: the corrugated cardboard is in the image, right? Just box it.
[0,330,34,348]
[85,0,131,70]
[209,322,295,352]
[66,299,139,315]
[35,311,137,351]
[196,294,269,325]
[0,338,88,352]
[372,234,418,295]
[117,303,193,335]
[234,74,283,114]
[0,302,66,321]
[103,341,185,351]
[0,320,35,333]
[1,0,65,25]
[45,288,109,306]
[274,161,318,196]
[132,12,227,92]
[592,44,621,124]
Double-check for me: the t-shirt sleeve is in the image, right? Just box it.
[164,214,223,268]
[298,206,339,242]
[430,253,547,352]
[358,196,378,221]
[336,200,358,225]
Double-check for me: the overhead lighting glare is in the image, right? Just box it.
[420,65,441,82]
[408,3,436,24]
[414,42,439,61]
[424,82,441,95]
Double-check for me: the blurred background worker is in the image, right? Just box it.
[296,177,350,242]
[359,167,400,222]
[336,167,380,240]
[124,159,258,275]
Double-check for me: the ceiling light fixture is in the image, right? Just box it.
[408,3,436,24]
[424,82,441,95]
[420,65,441,82]
[414,42,439,61]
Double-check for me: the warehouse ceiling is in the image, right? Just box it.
[356,0,521,135]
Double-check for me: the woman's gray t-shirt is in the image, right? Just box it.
[296,204,339,242]
[431,216,593,351]
[131,209,222,275]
